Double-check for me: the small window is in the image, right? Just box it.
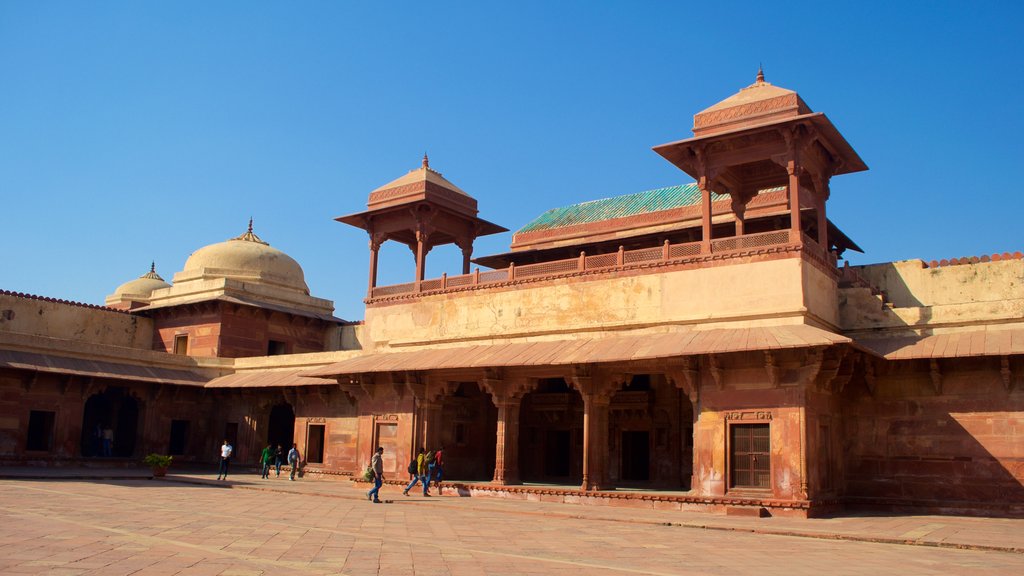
[168,420,189,456]
[26,410,56,452]
[730,424,770,489]
[173,334,188,355]
[267,340,287,356]
[306,424,325,464]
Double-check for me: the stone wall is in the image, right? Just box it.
[0,292,153,349]
[366,254,826,348]
[840,258,1024,334]
[842,357,1024,515]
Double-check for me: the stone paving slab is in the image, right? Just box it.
[1,477,1023,575]
[152,470,1024,554]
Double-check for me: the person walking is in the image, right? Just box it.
[402,447,431,497]
[287,443,300,481]
[431,445,445,495]
[259,443,274,479]
[274,444,284,478]
[216,439,233,480]
[367,446,384,503]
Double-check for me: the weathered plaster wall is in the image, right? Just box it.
[366,257,810,347]
[690,350,810,503]
[0,294,153,349]
[841,259,1024,334]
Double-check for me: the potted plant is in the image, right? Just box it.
[143,453,173,477]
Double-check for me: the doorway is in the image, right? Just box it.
[80,388,139,458]
[267,403,295,450]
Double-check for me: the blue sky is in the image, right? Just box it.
[1,1,1021,321]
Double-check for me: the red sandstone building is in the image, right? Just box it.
[2,73,1022,517]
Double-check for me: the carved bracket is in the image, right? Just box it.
[1001,356,1015,392]
[813,347,849,392]
[666,356,700,404]
[764,351,781,388]
[707,355,724,390]
[864,359,877,397]
[929,359,943,396]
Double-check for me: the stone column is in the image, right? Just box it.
[581,393,611,491]
[815,181,829,248]
[367,235,382,295]
[699,177,712,253]
[420,400,442,449]
[493,396,522,485]
[415,232,427,282]
[788,161,802,242]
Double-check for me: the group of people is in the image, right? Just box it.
[92,424,115,457]
[365,445,445,504]
[215,440,300,481]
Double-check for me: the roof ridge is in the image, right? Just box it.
[925,251,1023,268]
[0,289,131,314]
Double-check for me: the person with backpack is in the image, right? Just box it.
[287,443,300,481]
[402,447,430,496]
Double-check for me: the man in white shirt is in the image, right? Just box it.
[217,440,233,480]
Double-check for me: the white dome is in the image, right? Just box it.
[178,223,309,294]
[106,264,171,305]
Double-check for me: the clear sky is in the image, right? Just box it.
[1,1,1022,321]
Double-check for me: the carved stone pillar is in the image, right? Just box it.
[815,179,829,248]
[699,176,712,253]
[456,238,474,275]
[415,230,427,282]
[420,400,442,449]
[367,233,384,295]
[492,395,522,485]
[580,393,611,491]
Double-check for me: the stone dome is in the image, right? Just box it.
[177,221,309,294]
[106,264,171,305]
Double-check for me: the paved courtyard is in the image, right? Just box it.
[1,474,1023,575]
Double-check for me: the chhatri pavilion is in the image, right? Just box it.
[2,72,1022,518]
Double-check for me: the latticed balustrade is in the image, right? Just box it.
[369,229,826,299]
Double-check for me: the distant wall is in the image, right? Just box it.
[0,293,153,349]
[840,258,1024,333]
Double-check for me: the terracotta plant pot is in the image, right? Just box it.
[151,466,167,477]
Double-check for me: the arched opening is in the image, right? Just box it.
[80,387,140,458]
[267,403,295,451]
[518,378,583,484]
[441,382,497,481]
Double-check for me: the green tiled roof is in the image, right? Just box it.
[517,183,730,234]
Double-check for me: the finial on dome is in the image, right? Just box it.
[232,218,268,245]
[141,261,165,281]
[756,64,764,84]
[422,152,429,169]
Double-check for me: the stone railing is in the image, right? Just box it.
[370,229,832,300]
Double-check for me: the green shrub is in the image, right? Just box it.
[143,453,173,468]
